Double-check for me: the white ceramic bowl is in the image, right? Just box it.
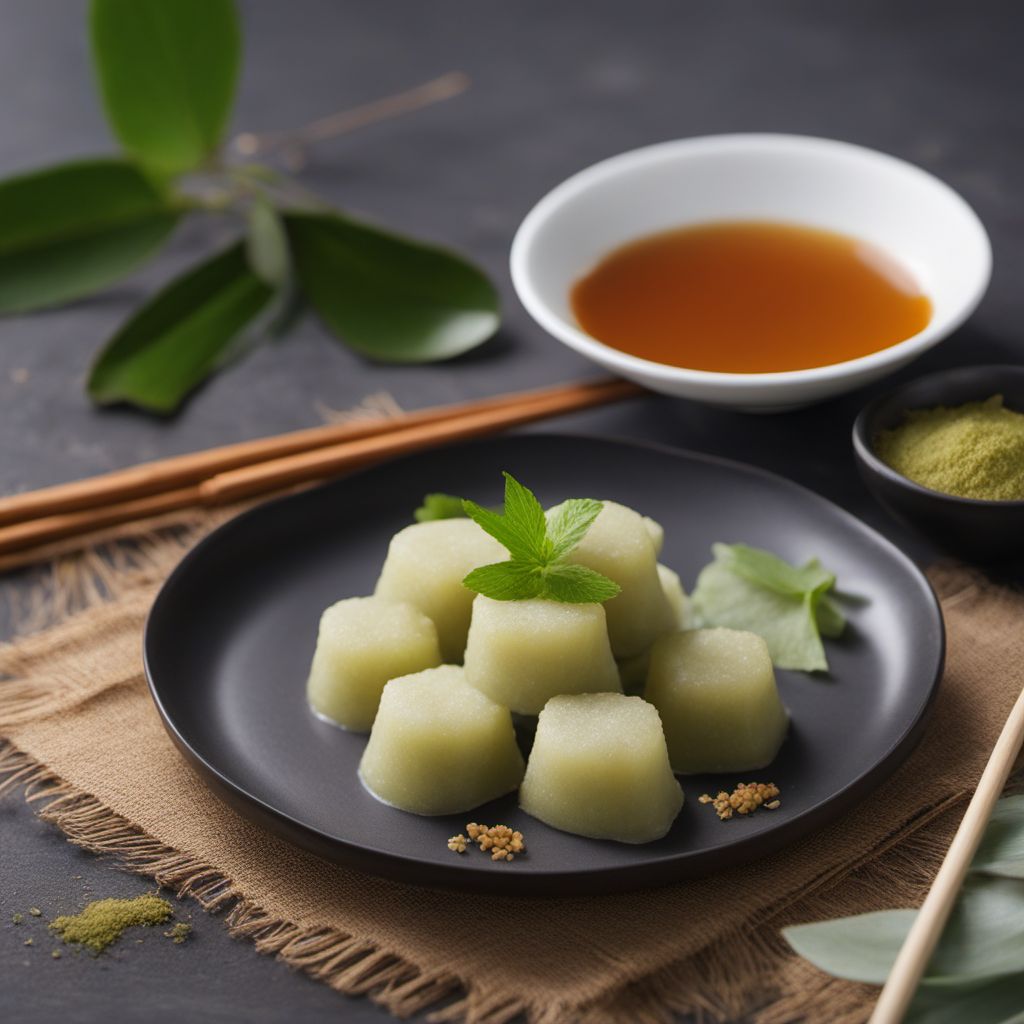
[510,134,992,412]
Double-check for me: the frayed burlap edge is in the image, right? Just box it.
[0,741,472,1022]
[0,730,977,1024]
[0,522,1000,1024]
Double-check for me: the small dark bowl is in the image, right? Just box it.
[853,364,1024,562]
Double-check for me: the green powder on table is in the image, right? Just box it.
[875,394,1024,501]
[164,922,193,944]
[49,894,173,953]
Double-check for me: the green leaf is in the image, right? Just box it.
[88,243,275,413]
[714,543,836,598]
[546,498,604,560]
[462,475,548,562]
[690,543,847,670]
[246,200,290,288]
[815,593,847,638]
[463,561,545,601]
[783,908,917,985]
[414,493,469,523]
[90,0,241,174]
[0,159,180,313]
[690,560,829,671]
[284,211,499,362]
[783,876,1024,988]
[542,563,621,604]
[785,796,1024,1022]
[906,973,1024,1024]
[499,472,550,558]
[973,795,1024,879]
[461,473,617,603]
[462,500,532,560]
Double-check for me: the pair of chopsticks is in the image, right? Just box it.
[0,377,643,567]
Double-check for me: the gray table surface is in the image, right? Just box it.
[1,1,1021,1021]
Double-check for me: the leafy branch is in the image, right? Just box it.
[0,0,499,414]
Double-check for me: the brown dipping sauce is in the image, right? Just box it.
[570,221,932,373]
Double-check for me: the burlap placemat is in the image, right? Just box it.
[0,519,1020,1024]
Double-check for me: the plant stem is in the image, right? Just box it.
[231,71,470,170]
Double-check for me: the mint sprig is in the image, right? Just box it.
[461,473,620,604]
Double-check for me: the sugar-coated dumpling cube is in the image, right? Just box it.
[643,516,665,555]
[617,649,650,695]
[359,666,524,815]
[645,628,788,774]
[617,565,688,693]
[658,563,690,628]
[551,500,675,658]
[464,596,621,715]
[519,693,684,843]
[307,596,441,731]
[375,519,506,662]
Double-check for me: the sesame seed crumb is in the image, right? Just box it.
[699,782,780,821]
[448,823,525,863]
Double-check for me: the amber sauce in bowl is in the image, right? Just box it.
[570,221,932,374]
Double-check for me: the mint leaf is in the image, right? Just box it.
[541,563,621,604]
[463,561,544,601]
[414,493,467,522]
[461,472,618,603]
[462,500,533,559]
[499,472,550,558]
[463,474,548,560]
[546,498,603,560]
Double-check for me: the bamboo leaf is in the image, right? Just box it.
[783,909,916,986]
[0,159,180,313]
[88,243,274,413]
[783,876,1024,988]
[906,972,1024,1024]
[90,0,241,173]
[972,794,1024,879]
[285,211,499,362]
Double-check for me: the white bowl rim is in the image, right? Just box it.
[509,133,993,390]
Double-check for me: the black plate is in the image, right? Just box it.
[145,435,944,896]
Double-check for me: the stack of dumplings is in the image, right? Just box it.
[306,497,789,845]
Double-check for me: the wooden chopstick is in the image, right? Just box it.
[0,377,643,562]
[869,681,1024,1023]
[0,379,639,528]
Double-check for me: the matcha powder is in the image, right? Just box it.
[49,894,173,953]
[876,395,1024,501]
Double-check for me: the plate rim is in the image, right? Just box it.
[144,432,945,893]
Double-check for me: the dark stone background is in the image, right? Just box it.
[1,2,1020,1021]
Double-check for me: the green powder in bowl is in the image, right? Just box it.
[875,395,1024,501]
